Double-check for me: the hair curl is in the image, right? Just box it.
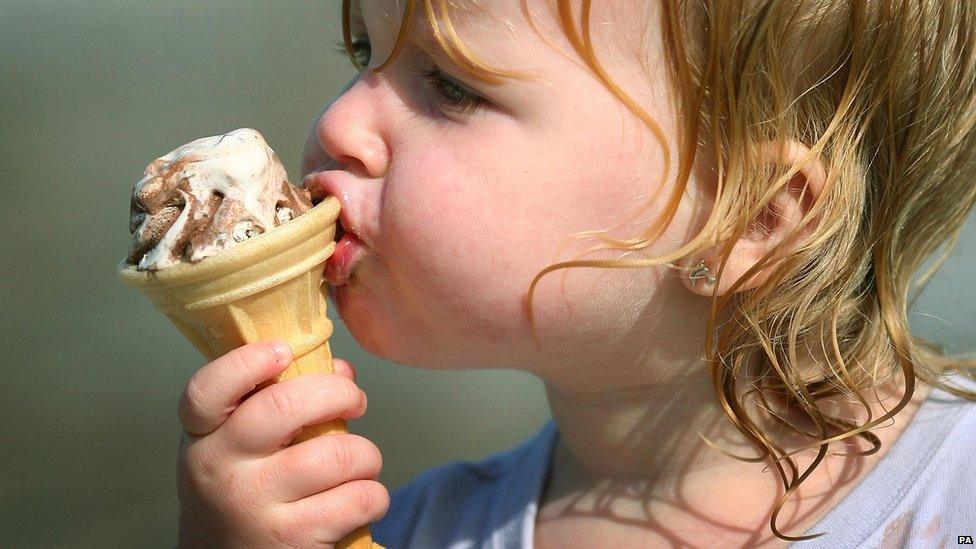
[340,0,976,541]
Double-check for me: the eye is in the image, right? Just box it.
[333,36,371,69]
[416,68,489,116]
[333,34,489,117]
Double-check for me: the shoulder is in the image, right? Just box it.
[915,389,976,507]
[370,420,558,549]
[878,383,976,545]
[377,447,520,529]
[799,379,976,548]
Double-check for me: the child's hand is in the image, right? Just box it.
[175,340,389,548]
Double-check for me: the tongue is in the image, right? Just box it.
[325,233,365,286]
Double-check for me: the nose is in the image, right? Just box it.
[307,75,390,179]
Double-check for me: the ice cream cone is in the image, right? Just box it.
[119,195,383,549]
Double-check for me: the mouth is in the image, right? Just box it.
[303,170,364,245]
[325,229,368,286]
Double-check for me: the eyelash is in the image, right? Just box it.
[332,37,489,116]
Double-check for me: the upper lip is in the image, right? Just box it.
[302,169,363,244]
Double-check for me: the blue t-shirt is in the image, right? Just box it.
[372,376,976,548]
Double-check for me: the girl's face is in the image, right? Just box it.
[301,0,704,375]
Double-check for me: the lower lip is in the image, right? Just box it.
[325,232,368,286]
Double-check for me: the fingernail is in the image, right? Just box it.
[270,340,291,365]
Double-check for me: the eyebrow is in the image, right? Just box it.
[347,0,521,87]
[345,0,442,58]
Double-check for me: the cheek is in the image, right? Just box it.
[384,153,517,286]
[374,147,545,352]
[376,113,655,339]
[385,124,649,284]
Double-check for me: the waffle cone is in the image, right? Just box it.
[118,196,383,549]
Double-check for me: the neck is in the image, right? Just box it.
[539,361,930,530]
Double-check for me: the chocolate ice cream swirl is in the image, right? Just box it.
[127,128,312,271]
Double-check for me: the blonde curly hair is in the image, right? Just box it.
[339,0,976,541]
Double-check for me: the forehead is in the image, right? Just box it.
[357,0,511,31]
[355,0,519,61]
[354,0,655,69]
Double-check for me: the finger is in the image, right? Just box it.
[274,480,390,545]
[332,358,356,381]
[222,372,367,456]
[178,340,293,436]
[258,433,382,503]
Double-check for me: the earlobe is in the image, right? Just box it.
[672,255,722,295]
[684,140,827,297]
[687,259,718,287]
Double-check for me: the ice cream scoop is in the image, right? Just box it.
[127,128,312,271]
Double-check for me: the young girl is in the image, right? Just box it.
[174,0,976,547]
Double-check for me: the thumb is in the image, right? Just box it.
[332,357,356,381]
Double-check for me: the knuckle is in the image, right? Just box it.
[287,508,331,547]
[347,435,383,475]
[285,443,326,481]
[182,438,219,481]
[337,379,366,412]
[179,446,246,512]
[331,375,362,403]
[267,383,301,420]
[226,344,264,374]
[354,482,376,515]
[367,440,384,477]
[358,480,390,517]
[256,458,284,501]
[268,528,293,548]
[326,437,355,475]
[179,377,210,428]
[177,444,205,490]
[219,465,250,506]
[376,482,392,517]
[217,462,266,516]
[269,517,303,548]
[225,343,279,385]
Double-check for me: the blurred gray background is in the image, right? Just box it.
[0,1,972,547]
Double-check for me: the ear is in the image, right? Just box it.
[682,140,827,297]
